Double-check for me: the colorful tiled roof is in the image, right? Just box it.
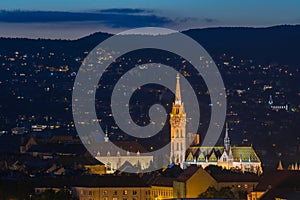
[186,146,260,162]
[231,146,260,162]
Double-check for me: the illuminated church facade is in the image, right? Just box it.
[97,74,262,174]
[170,75,263,174]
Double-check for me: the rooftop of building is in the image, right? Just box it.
[34,175,149,188]
[186,146,261,162]
[255,170,300,200]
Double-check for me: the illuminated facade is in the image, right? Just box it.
[169,74,262,174]
[185,124,263,174]
[170,74,187,168]
[96,152,152,174]
[95,133,153,174]
[173,166,259,199]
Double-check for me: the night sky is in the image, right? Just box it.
[0,0,300,39]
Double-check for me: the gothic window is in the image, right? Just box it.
[177,143,179,150]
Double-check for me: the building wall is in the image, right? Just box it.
[186,161,262,174]
[150,186,173,200]
[35,187,61,194]
[95,155,153,174]
[185,167,217,198]
[173,167,217,199]
[84,164,106,175]
[247,191,265,200]
[173,181,185,198]
[73,186,151,200]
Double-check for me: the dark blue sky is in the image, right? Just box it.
[0,0,299,39]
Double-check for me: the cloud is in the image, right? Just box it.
[203,18,219,23]
[173,16,219,26]
[176,17,197,24]
[96,8,154,14]
[0,10,171,28]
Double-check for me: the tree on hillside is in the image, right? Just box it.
[199,186,235,198]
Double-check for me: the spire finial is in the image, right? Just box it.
[225,122,229,138]
[175,74,182,105]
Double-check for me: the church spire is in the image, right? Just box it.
[268,95,273,106]
[170,74,186,169]
[104,126,109,142]
[225,122,229,139]
[224,122,230,151]
[175,74,182,105]
[277,160,283,170]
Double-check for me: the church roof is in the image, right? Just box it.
[93,141,150,157]
[186,146,261,162]
[231,146,261,162]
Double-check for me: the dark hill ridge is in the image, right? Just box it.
[183,25,300,66]
[0,25,300,65]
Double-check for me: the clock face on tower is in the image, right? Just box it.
[172,116,181,127]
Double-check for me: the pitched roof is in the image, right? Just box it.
[27,143,87,155]
[231,146,260,162]
[150,176,175,187]
[255,170,300,191]
[34,175,149,188]
[211,173,260,182]
[176,165,200,182]
[256,171,300,200]
[186,146,261,162]
[160,164,183,178]
[93,141,150,156]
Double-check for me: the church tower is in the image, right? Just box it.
[170,74,186,168]
[224,122,231,152]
